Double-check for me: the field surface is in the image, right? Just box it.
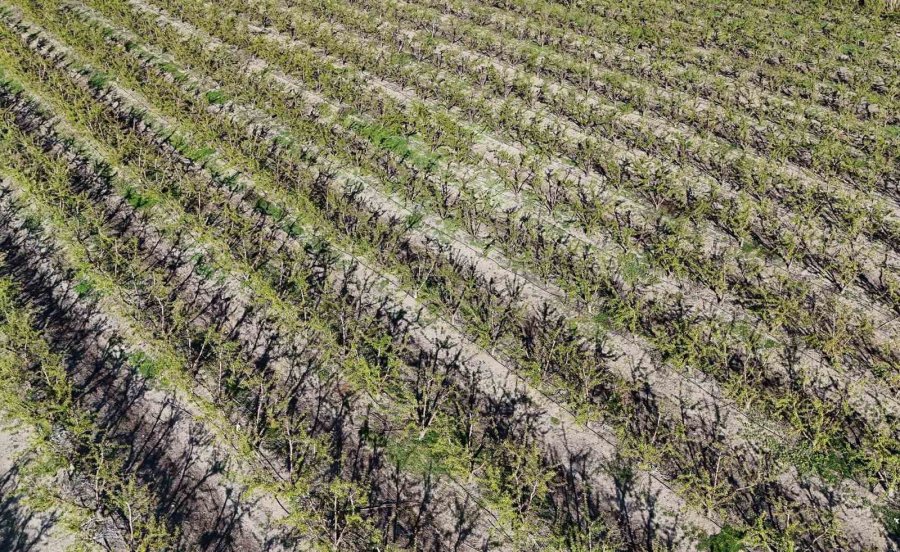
[0,0,898,550]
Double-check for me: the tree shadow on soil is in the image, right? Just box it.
[0,466,58,552]
[0,238,269,551]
